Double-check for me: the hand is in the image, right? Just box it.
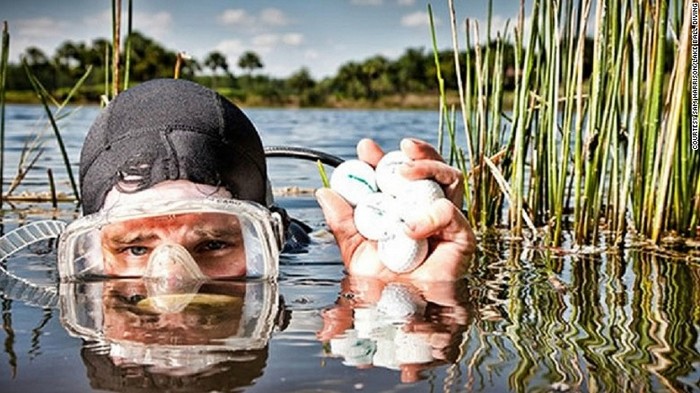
[316,138,477,282]
[317,277,475,383]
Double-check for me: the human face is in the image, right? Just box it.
[100,212,247,278]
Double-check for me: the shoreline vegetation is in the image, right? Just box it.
[0,0,698,252]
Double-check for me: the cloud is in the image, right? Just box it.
[259,8,291,26]
[132,11,173,39]
[252,33,279,48]
[15,17,69,38]
[215,39,244,55]
[401,11,439,27]
[218,9,253,26]
[282,33,304,46]
[83,10,172,40]
[397,0,415,5]
[351,0,383,5]
[219,8,292,27]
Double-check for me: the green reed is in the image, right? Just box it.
[21,59,92,203]
[0,22,8,208]
[433,0,697,247]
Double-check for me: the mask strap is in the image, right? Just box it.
[0,220,66,309]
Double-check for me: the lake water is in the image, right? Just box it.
[0,104,698,392]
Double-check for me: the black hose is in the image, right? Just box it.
[264,146,344,167]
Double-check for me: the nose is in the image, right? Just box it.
[141,243,207,313]
[145,243,207,281]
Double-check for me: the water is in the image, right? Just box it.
[0,105,699,392]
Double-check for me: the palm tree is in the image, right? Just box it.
[237,51,263,75]
[204,51,228,89]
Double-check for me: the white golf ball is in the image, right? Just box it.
[377,232,428,273]
[353,192,401,240]
[395,179,444,208]
[394,179,445,222]
[375,150,412,196]
[330,159,378,206]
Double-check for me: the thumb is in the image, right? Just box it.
[315,188,365,266]
[315,188,354,233]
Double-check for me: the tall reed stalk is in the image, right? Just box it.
[0,22,9,208]
[433,0,697,247]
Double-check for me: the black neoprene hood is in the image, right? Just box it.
[79,79,268,215]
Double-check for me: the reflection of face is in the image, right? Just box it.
[102,279,246,346]
[100,213,246,278]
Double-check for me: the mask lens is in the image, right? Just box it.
[58,199,282,280]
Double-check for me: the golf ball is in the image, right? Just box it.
[330,159,378,206]
[375,150,412,196]
[353,192,401,240]
[377,232,428,273]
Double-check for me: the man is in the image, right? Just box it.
[72,78,475,282]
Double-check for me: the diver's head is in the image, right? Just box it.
[58,79,283,281]
[79,78,271,215]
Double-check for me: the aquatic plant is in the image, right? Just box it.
[0,22,9,208]
[432,0,697,248]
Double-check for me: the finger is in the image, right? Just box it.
[400,138,444,162]
[357,138,385,167]
[404,199,475,253]
[315,188,365,266]
[399,160,461,186]
[399,160,464,206]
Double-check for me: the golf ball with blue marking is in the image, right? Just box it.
[330,159,378,206]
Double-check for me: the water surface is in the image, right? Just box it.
[0,105,698,392]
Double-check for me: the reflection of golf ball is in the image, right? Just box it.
[394,330,434,365]
[375,150,411,196]
[353,192,401,240]
[378,232,428,273]
[330,160,378,206]
[376,283,421,320]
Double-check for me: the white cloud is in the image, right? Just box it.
[401,11,439,27]
[219,8,292,28]
[132,11,172,39]
[397,0,415,6]
[15,17,69,38]
[83,10,172,41]
[260,8,290,26]
[215,39,244,56]
[252,33,279,48]
[351,0,383,5]
[282,33,304,46]
[219,9,253,26]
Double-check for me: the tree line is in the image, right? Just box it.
[3,30,673,107]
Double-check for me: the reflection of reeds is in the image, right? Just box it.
[432,0,697,247]
[460,244,700,392]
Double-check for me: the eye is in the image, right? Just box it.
[199,240,229,252]
[122,246,149,256]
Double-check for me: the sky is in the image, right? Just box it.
[0,0,525,80]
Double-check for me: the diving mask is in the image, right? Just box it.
[58,197,284,280]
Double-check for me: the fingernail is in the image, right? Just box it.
[400,138,416,150]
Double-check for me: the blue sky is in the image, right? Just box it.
[1,0,524,79]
